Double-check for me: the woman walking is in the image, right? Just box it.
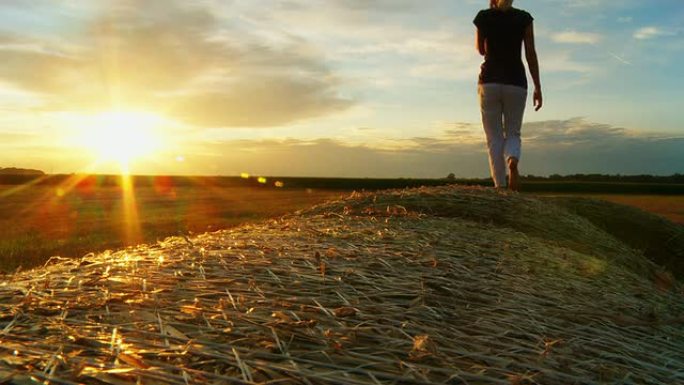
[474,0,542,191]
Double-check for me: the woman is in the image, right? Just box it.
[474,0,542,191]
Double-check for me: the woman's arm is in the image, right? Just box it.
[524,22,543,111]
[476,28,486,56]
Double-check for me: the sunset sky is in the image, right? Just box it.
[1,0,682,178]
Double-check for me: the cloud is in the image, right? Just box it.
[551,31,601,44]
[0,32,83,95]
[633,26,676,40]
[330,0,419,13]
[544,0,639,11]
[239,0,482,88]
[0,130,86,172]
[173,137,485,178]
[0,0,352,128]
[167,76,353,128]
[0,131,40,146]
[170,118,684,178]
[523,117,626,146]
[562,0,603,8]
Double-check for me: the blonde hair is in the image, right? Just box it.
[493,0,514,10]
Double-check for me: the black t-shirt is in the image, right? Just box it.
[473,8,533,89]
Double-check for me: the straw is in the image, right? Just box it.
[0,185,682,384]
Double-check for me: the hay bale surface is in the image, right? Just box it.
[544,196,684,280]
[0,185,682,384]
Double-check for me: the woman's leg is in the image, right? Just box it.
[508,157,520,191]
[501,85,528,191]
[479,84,506,188]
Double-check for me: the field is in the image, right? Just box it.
[0,182,341,271]
[1,177,682,272]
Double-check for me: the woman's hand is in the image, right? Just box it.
[533,88,543,111]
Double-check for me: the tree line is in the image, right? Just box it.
[520,173,684,184]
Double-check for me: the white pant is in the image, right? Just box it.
[478,83,527,188]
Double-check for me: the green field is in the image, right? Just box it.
[1,175,682,272]
[0,182,341,271]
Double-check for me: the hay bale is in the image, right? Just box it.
[0,185,682,385]
[305,185,658,278]
[545,196,684,280]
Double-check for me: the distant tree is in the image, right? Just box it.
[522,174,544,181]
[0,167,45,175]
[446,173,456,181]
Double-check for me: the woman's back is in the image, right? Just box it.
[474,8,533,88]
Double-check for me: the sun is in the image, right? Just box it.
[78,110,164,170]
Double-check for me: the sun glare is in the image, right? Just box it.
[77,110,164,170]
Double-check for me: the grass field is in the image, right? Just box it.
[0,182,341,271]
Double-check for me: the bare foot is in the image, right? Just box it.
[508,158,520,192]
